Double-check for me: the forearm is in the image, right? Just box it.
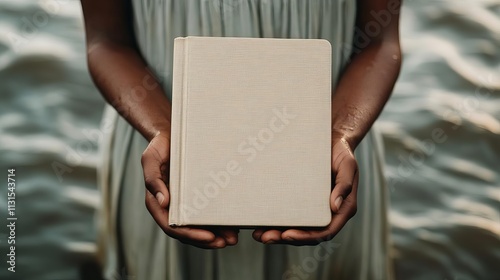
[87,41,172,142]
[331,39,401,149]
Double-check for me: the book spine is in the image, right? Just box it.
[169,37,186,226]
[179,37,190,225]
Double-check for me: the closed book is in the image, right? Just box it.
[169,36,331,227]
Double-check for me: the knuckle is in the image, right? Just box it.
[144,176,154,187]
[144,177,159,192]
[141,149,152,166]
[342,182,353,192]
[335,183,353,196]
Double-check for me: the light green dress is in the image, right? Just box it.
[97,1,393,279]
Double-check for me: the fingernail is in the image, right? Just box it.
[334,196,343,211]
[156,192,165,205]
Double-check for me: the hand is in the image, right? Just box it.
[142,132,239,249]
[252,136,359,245]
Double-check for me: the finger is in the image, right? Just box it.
[216,228,239,245]
[144,177,170,208]
[252,228,265,241]
[253,228,292,245]
[260,229,283,244]
[280,218,343,244]
[281,192,357,244]
[252,228,282,244]
[145,190,216,243]
[280,227,325,244]
[282,171,359,243]
[177,235,227,249]
[142,144,170,208]
[331,154,357,213]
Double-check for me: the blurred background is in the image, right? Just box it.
[0,0,499,279]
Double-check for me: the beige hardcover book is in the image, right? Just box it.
[169,36,332,227]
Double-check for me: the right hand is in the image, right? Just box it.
[141,132,239,249]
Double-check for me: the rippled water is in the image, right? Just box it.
[0,0,498,280]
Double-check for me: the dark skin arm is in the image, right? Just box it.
[252,0,402,245]
[81,0,237,248]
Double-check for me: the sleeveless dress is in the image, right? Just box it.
[96,1,393,279]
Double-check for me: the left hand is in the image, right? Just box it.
[252,136,359,245]
[143,132,239,249]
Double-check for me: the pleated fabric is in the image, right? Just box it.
[96,1,393,279]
